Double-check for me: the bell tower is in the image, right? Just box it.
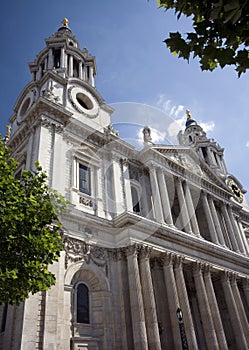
[9,19,113,196]
[178,110,227,177]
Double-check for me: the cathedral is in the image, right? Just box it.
[0,19,249,350]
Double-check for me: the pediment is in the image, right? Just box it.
[153,146,228,191]
[72,145,101,166]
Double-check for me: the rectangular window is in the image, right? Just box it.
[79,164,91,195]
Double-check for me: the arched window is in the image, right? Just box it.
[76,283,89,324]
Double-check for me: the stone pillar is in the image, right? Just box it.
[126,245,148,350]
[237,218,249,254]
[112,156,125,216]
[157,169,174,226]
[60,47,65,68]
[116,250,129,350]
[62,285,73,350]
[192,262,219,349]
[68,55,73,76]
[202,193,219,244]
[175,178,192,233]
[121,159,133,212]
[242,278,249,310]
[79,61,83,80]
[221,205,240,252]
[208,197,226,246]
[161,252,182,349]
[48,48,53,70]
[149,166,164,223]
[203,265,228,349]
[230,273,249,345]
[238,220,249,254]
[221,271,248,349]
[184,182,200,236]
[139,246,161,350]
[174,256,198,349]
[227,207,246,254]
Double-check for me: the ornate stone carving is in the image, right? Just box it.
[139,245,152,260]
[79,195,93,207]
[159,251,175,266]
[42,84,60,103]
[63,235,107,269]
[104,123,120,137]
[63,235,91,267]
[40,116,64,133]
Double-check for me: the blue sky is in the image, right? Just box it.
[0,0,249,200]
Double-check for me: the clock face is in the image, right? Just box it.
[227,179,243,203]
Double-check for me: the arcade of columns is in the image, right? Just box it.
[106,244,249,350]
[137,162,249,255]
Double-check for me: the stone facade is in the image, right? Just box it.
[0,20,249,350]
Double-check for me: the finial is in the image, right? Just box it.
[186,109,192,119]
[3,125,11,143]
[62,18,69,27]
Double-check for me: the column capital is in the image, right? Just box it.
[139,245,153,260]
[230,272,239,285]
[192,261,204,275]
[203,263,211,276]
[125,243,141,257]
[174,254,185,269]
[176,176,185,184]
[221,270,233,283]
[107,248,126,262]
[159,251,175,266]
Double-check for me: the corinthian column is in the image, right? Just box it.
[230,273,249,346]
[161,252,182,349]
[157,169,174,226]
[221,205,240,252]
[184,182,200,236]
[242,278,249,310]
[227,206,246,254]
[221,271,248,349]
[208,197,226,246]
[126,245,148,350]
[203,265,228,349]
[192,262,219,349]
[149,166,164,223]
[175,178,192,233]
[202,193,219,244]
[139,246,161,350]
[174,256,198,349]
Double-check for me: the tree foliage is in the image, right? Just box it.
[158,0,249,76]
[0,140,66,304]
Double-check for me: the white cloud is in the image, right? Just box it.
[155,94,216,140]
[200,121,215,133]
[156,94,185,119]
[246,141,249,147]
